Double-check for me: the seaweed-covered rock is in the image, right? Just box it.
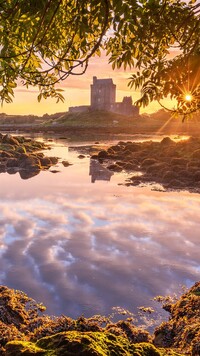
[19,156,41,169]
[0,286,45,329]
[154,282,200,354]
[160,137,174,146]
[6,158,19,168]
[107,163,122,172]
[6,332,162,356]
[2,134,19,146]
[93,137,200,192]
[5,341,46,356]
[0,284,196,355]
[106,320,151,343]
[0,133,58,179]
[0,321,24,352]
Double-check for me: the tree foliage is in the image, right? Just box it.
[0,0,200,116]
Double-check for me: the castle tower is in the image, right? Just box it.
[90,76,116,110]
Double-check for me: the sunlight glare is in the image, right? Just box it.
[185,94,192,102]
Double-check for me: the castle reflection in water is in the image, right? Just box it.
[89,159,114,183]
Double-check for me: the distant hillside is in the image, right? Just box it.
[1,109,200,136]
[0,112,66,124]
[42,110,140,128]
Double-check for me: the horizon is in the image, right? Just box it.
[2,54,176,117]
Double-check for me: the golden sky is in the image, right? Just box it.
[2,54,176,116]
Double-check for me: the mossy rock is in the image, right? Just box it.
[0,143,15,152]
[95,137,200,192]
[154,282,200,353]
[6,332,164,356]
[15,145,27,154]
[5,340,46,355]
[37,331,131,355]
[0,149,13,158]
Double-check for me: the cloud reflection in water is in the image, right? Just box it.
[0,151,199,320]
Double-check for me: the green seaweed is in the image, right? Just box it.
[5,340,47,355]
[6,332,165,356]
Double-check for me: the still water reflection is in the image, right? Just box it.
[0,136,199,325]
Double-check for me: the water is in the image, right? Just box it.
[0,134,199,327]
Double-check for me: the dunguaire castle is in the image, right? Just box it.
[69,76,139,117]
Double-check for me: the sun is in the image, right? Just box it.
[185,94,192,102]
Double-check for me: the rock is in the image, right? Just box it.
[6,332,161,356]
[0,164,6,173]
[18,153,29,160]
[15,136,25,144]
[7,168,17,175]
[166,179,184,188]
[172,165,188,173]
[107,164,122,172]
[0,135,59,179]
[0,321,24,352]
[98,150,109,159]
[193,171,200,181]
[141,158,158,168]
[154,282,200,354]
[6,158,19,168]
[93,137,200,192]
[49,157,58,165]
[91,154,99,159]
[179,170,191,180]
[187,161,200,169]
[110,144,122,152]
[5,341,46,355]
[19,156,41,170]
[125,142,142,152]
[0,150,13,158]
[40,157,52,168]
[2,134,19,146]
[123,162,138,171]
[146,163,166,174]
[191,149,200,159]
[160,137,174,146]
[78,154,85,159]
[170,157,188,166]
[15,146,26,154]
[19,170,40,180]
[122,148,133,157]
[62,161,71,167]
[0,284,197,355]
[107,147,115,154]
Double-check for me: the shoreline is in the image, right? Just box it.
[0,124,198,135]
[0,116,200,137]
